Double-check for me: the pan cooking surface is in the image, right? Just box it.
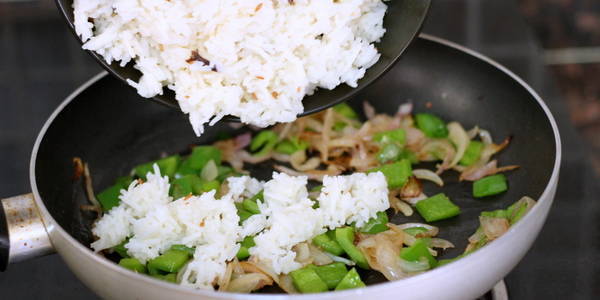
[33,37,556,288]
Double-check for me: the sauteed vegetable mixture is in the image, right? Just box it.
[83,102,535,293]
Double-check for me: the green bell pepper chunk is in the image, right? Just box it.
[235,203,254,223]
[473,174,508,198]
[398,149,419,164]
[119,258,147,273]
[96,176,132,211]
[459,141,484,166]
[147,249,191,273]
[334,268,365,291]
[216,165,234,182]
[274,137,308,155]
[113,239,129,258]
[152,273,177,283]
[506,198,535,225]
[236,236,256,260]
[176,146,223,177]
[403,227,428,237]
[170,244,195,256]
[312,232,345,256]
[250,130,278,156]
[97,185,123,212]
[194,180,220,195]
[335,227,369,269]
[359,211,389,234]
[290,267,329,293]
[333,103,358,119]
[400,238,437,269]
[170,174,200,199]
[242,199,261,215]
[310,263,348,289]
[415,193,460,222]
[373,128,406,146]
[240,191,263,215]
[368,159,412,188]
[480,209,509,219]
[415,113,448,138]
[134,155,181,179]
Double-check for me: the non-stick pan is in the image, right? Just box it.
[0,35,561,299]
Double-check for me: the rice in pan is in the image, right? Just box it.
[73,0,387,135]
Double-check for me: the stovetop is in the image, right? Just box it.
[0,0,598,299]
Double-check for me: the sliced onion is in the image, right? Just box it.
[430,238,455,249]
[308,243,334,266]
[390,195,414,216]
[400,176,423,199]
[405,127,426,149]
[479,129,493,144]
[468,228,485,244]
[271,152,291,162]
[226,273,273,293]
[273,165,324,181]
[480,216,510,240]
[363,101,376,120]
[234,133,252,150]
[447,122,469,168]
[217,261,235,291]
[200,159,218,181]
[357,230,408,281]
[245,258,281,286]
[81,162,102,213]
[460,160,519,181]
[239,150,272,164]
[320,109,334,161]
[396,102,414,117]
[399,257,429,273]
[402,192,428,205]
[293,242,311,265]
[412,169,444,186]
[466,126,480,139]
[277,123,293,141]
[290,151,321,172]
[278,274,299,294]
[324,253,355,266]
[480,136,511,162]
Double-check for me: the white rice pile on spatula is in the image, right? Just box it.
[73,0,387,135]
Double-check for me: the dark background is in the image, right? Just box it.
[0,0,598,299]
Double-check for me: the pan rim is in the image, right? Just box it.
[28,34,562,298]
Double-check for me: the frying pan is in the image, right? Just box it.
[54,0,431,120]
[0,35,561,299]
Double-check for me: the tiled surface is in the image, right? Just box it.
[0,0,598,299]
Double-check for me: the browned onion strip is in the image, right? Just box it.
[400,176,423,199]
[278,274,299,294]
[81,162,102,214]
[395,223,439,237]
[363,101,376,120]
[217,260,235,291]
[226,273,273,293]
[460,159,520,181]
[290,151,321,171]
[479,216,510,240]
[430,238,455,249]
[320,109,334,161]
[412,169,444,186]
[357,230,408,281]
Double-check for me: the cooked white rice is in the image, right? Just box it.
[73,0,387,136]
[91,167,389,289]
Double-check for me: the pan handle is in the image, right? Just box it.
[0,194,55,271]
